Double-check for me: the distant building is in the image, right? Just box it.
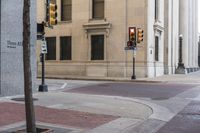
[37,0,198,79]
[0,0,37,96]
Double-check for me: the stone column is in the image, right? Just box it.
[194,0,199,67]
[176,0,188,74]
[179,0,189,68]
[188,0,192,67]
[192,0,196,67]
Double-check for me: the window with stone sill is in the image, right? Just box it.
[91,35,104,60]
[61,0,72,21]
[155,0,159,21]
[92,0,105,19]
[51,0,56,4]
[60,36,72,60]
[46,37,56,60]
[155,36,159,61]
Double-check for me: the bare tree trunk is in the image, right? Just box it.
[23,0,37,132]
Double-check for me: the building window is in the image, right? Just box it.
[91,35,104,60]
[51,0,56,4]
[46,37,56,60]
[155,36,159,61]
[60,36,72,60]
[155,0,159,21]
[92,0,104,19]
[61,0,72,21]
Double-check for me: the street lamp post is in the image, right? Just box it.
[178,34,184,68]
[175,34,187,74]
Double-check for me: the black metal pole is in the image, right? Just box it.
[178,35,185,68]
[175,35,187,74]
[41,53,45,84]
[179,36,183,64]
[198,37,200,67]
[38,38,48,92]
[131,51,136,79]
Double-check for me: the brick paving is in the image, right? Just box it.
[0,102,118,129]
[157,101,200,133]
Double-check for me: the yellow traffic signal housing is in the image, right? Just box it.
[137,28,144,43]
[48,3,57,26]
[129,27,136,42]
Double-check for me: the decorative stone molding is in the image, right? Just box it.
[154,22,164,35]
[83,22,112,38]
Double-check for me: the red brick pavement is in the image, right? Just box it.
[0,102,118,129]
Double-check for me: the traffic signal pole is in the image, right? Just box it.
[132,52,136,79]
[37,0,49,92]
[38,0,57,91]
[38,37,48,92]
[46,0,50,22]
[41,54,45,85]
[131,42,136,79]
[125,27,144,80]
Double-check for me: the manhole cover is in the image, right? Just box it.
[11,97,38,102]
[151,97,169,100]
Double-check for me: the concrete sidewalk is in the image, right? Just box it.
[139,71,200,83]
[0,91,153,133]
[43,70,200,84]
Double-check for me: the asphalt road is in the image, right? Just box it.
[66,82,196,100]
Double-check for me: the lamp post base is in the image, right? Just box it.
[38,84,48,92]
[131,75,136,80]
[175,63,187,74]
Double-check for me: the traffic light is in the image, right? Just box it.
[48,3,57,26]
[37,23,45,40]
[129,27,136,42]
[137,28,144,43]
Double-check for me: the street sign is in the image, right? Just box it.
[41,40,47,54]
[124,46,137,51]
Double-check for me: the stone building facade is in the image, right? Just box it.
[164,0,199,74]
[37,0,198,79]
[0,0,37,96]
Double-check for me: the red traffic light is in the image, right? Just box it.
[129,27,136,42]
